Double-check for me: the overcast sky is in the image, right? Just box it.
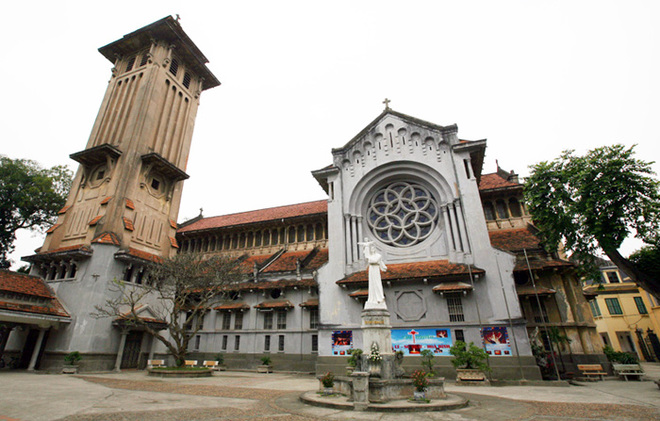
[3,1,659,269]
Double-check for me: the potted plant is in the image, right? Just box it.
[410,369,429,401]
[346,348,362,374]
[319,371,335,395]
[214,353,227,371]
[449,341,490,383]
[257,355,272,373]
[62,351,82,374]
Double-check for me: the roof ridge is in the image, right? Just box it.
[201,199,327,221]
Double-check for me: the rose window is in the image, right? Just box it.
[366,182,439,247]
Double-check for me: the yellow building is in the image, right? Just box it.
[583,262,660,362]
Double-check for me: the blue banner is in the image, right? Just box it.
[391,328,453,355]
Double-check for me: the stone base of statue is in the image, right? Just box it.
[361,308,393,366]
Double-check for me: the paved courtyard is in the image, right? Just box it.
[0,367,658,421]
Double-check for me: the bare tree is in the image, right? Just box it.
[94,252,244,366]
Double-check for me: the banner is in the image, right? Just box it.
[482,326,511,356]
[331,330,353,355]
[391,328,452,355]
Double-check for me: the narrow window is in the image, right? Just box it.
[264,335,271,351]
[605,298,623,315]
[139,54,149,67]
[263,230,270,246]
[277,310,287,330]
[123,265,134,283]
[297,227,305,242]
[531,299,549,323]
[309,309,319,329]
[605,271,620,283]
[234,312,243,330]
[496,199,509,219]
[454,329,465,343]
[509,198,522,217]
[312,334,318,352]
[222,335,228,350]
[278,335,285,351]
[222,313,231,330]
[463,159,472,178]
[169,58,179,76]
[589,300,602,317]
[306,225,314,241]
[263,312,273,330]
[446,293,465,322]
[183,72,192,88]
[67,263,77,278]
[634,297,648,314]
[151,178,160,190]
[288,227,295,243]
[234,335,240,351]
[194,335,201,350]
[483,202,495,221]
[125,56,136,72]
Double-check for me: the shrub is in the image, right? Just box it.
[603,345,638,364]
[420,349,435,375]
[260,356,272,366]
[449,341,490,372]
[64,351,82,365]
[214,353,224,365]
[320,371,335,388]
[410,370,429,392]
[347,348,363,367]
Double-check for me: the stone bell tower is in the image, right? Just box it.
[23,16,219,370]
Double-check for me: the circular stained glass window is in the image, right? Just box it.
[366,181,439,247]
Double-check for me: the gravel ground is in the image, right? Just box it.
[57,376,659,421]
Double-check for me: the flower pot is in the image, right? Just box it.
[413,390,426,401]
[257,364,272,373]
[322,386,334,395]
[346,366,355,374]
[368,362,381,377]
[62,364,78,374]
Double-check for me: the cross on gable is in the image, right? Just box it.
[383,98,391,110]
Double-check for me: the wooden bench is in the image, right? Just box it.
[184,360,198,368]
[612,363,644,381]
[577,364,607,381]
[147,359,165,368]
[202,360,219,370]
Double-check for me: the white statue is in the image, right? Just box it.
[358,238,388,310]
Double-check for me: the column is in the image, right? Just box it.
[0,324,15,364]
[27,328,48,371]
[442,205,454,251]
[351,216,358,263]
[448,204,462,252]
[114,328,129,372]
[356,216,364,260]
[344,214,352,264]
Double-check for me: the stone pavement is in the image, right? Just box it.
[0,368,658,421]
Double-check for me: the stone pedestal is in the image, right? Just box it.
[361,308,393,359]
[351,371,369,411]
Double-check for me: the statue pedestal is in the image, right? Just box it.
[361,308,393,361]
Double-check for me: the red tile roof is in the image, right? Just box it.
[100,196,113,205]
[254,300,294,310]
[92,232,120,246]
[125,198,135,210]
[479,173,520,191]
[432,282,473,293]
[88,215,103,226]
[214,302,250,311]
[58,205,71,214]
[46,224,62,234]
[0,270,54,298]
[40,245,91,255]
[0,301,69,318]
[169,219,178,229]
[178,200,328,233]
[263,249,328,273]
[124,248,163,263]
[224,278,316,292]
[169,236,179,248]
[337,260,484,286]
[349,289,368,298]
[123,217,135,231]
[489,227,541,251]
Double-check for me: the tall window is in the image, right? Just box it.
[605,298,623,315]
[222,335,228,351]
[264,335,271,351]
[263,312,273,329]
[277,310,287,329]
[234,312,243,330]
[234,335,240,351]
[312,334,318,352]
[605,271,621,283]
[454,329,465,343]
[634,297,648,314]
[278,335,285,351]
[222,313,231,330]
[530,299,549,323]
[446,293,465,322]
[310,309,319,329]
[194,335,201,351]
[589,300,602,317]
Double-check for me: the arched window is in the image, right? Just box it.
[509,198,522,217]
[483,202,495,221]
[255,231,262,247]
[297,226,305,242]
[307,225,314,241]
[239,233,246,248]
[315,223,323,240]
[288,227,296,243]
[496,199,509,219]
[263,230,271,246]
[247,232,254,248]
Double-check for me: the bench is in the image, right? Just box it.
[184,360,198,368]
[147,359,165,368]
[577,364,607,381]
[202,360,219,370]
[612,363,644,381]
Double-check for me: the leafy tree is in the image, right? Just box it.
[628,246,660,283]
[93,252,243,366]
[449,340,490,372]
[524,145,660,299]
[0,157,72,268]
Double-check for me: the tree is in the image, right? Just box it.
[629,245,660,283]
[93,252,244,366]
[524,144,660,299]
[0,157,72,268]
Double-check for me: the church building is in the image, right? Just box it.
[0,17,604,378]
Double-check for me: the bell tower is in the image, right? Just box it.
[23,17,219,370]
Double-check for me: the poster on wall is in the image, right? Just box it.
[391,328,453,355]
[331,330,353,355]
[482,326,511,356]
